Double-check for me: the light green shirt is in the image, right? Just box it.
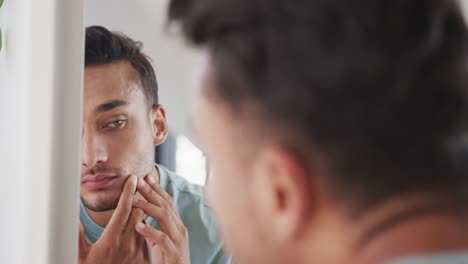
[80,164,231,264]
[386,252,468,264]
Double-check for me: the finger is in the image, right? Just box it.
[132,199,181,240]
[124,207,145,235]
[135,222,178,260]
[138,176,183,228]
[122,207,146,247]
[139,177,179,218]
[102,175,137,239]
[78,222,90,256]
[145,175,175,204]
[137,177,165,208]
[129,207,145,226]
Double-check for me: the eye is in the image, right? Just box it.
[104,119,126,129]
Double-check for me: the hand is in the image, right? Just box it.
[133,175,191,264]
[78,175,149,264]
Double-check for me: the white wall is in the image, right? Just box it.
[85,0,199,139]
[0,0,84,263]
[0,1,30,263]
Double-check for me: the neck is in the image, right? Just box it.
[353,194,468,264]
[356,213,468,264]
[85,166,160,228]
[299,193,468,264]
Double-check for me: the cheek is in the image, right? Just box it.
[105,125,154,174]
[206,158,260,251]
[125,136,155,174]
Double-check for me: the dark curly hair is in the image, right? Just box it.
[85,25,159,106]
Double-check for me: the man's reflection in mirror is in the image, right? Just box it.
[79,26,230,264]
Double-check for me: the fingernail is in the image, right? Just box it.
[136,222,145,230]
[131,176,137,191]
[138,177,146,187]
[147,175,156,184]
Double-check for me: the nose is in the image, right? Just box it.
[81,131,108,168]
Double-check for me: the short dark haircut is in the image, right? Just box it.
[85,25,159,106]
[168,0,468,213]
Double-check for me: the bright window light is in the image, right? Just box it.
[175,136,207,186]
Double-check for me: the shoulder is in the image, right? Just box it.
[158,164,207,207]
[157,164,216,235]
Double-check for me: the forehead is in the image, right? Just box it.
[84,61,144,107]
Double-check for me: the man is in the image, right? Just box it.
[79,25,229,264]
[168,0,468,263]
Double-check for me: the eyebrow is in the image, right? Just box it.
[95,100,128,113]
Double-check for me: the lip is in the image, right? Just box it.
[81,174,118,190]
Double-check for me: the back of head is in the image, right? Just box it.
[169,0,468,213]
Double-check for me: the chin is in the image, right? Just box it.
[81,190,120,212]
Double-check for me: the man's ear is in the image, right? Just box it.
[150,104,169,146]
[252,146,314,243]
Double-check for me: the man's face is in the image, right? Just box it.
[81,61,156,212]
[192,66,275,263]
